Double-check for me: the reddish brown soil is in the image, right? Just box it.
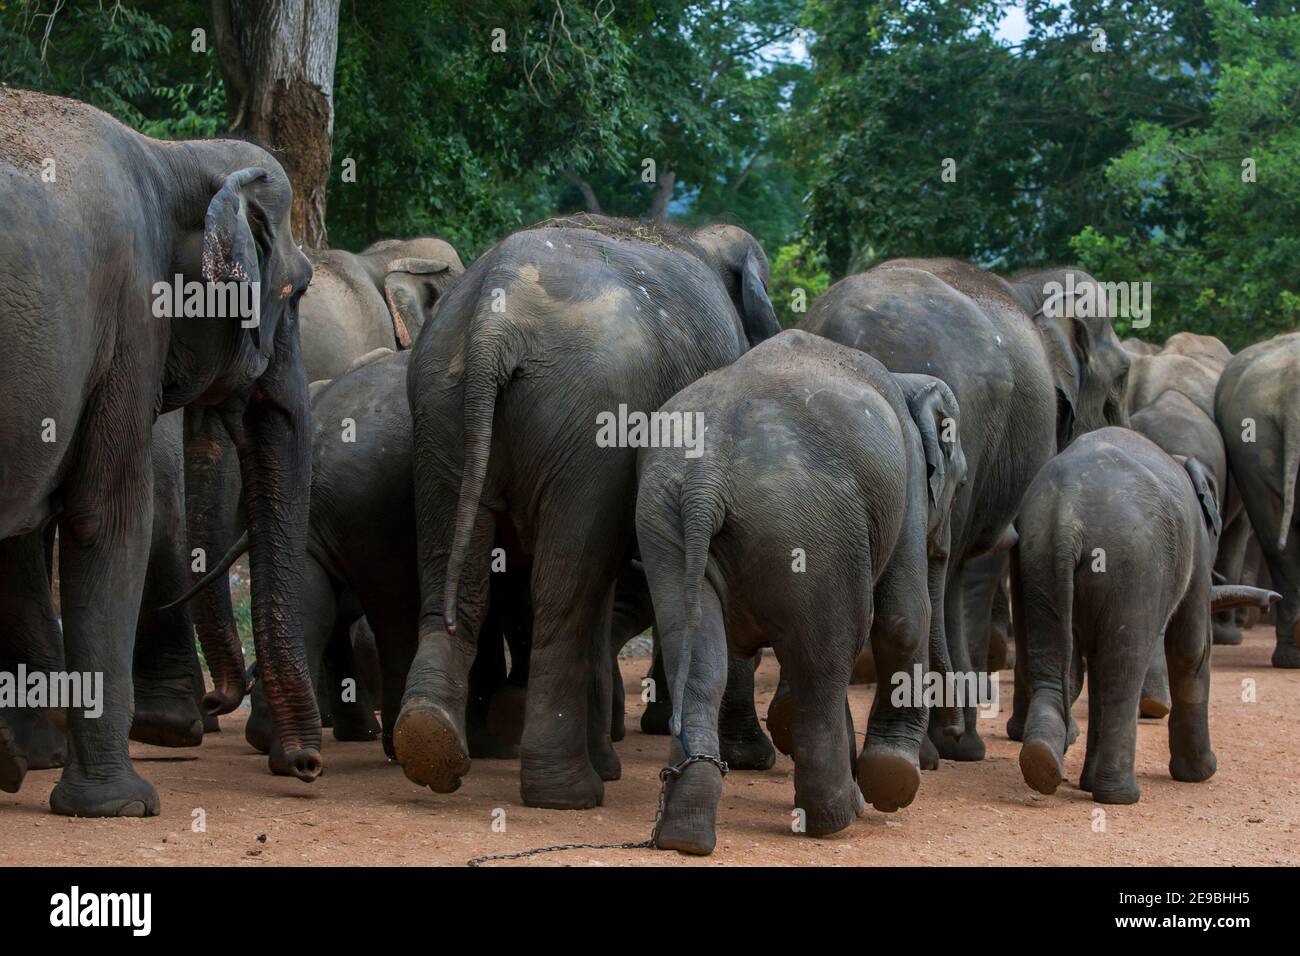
[3,627,1297,866]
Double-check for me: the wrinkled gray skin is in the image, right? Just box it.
[182,237,465,732]
[0,90,319,816]
[1014,428,1277,803]
[636,331,965,853]
[185,352,533,761]
[800,261,1131,761]
[1216,332,1300,668]
[399,215,781,809]
[1119,332,1249,647]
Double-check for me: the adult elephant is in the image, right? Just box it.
[799,260,1130,760]
[0,90,319,816]
[398,214,780,809]
[1216,332,1300,668]
[180,234,464,726]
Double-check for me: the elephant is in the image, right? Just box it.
[0,89,319,816]
[397,213,781,810]
[634,330,966,853]
[174,350,535,762]
[180,236,465,726]
[1013,427,1277,804]
[1215,331,1300,668]
[1122,337,1160,357]
[1161,331,1231,373]
[1124,352,1219,418]
[799,261,1131,761]
[299,238,464,381]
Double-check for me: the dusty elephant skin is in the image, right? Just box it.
[1014,427,1278,804]
[0,89,320,815]
[635,330,967,854]
[1216,331,1300,668]
[800,260,1130,761]
[398,214,781,810]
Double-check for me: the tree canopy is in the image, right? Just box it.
[3,0,1296,345]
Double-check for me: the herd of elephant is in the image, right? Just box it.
[1,91,1296,857]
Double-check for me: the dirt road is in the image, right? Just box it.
[3,627,1297,866]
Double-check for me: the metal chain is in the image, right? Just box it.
[465,753,728,867]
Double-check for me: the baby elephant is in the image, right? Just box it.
[1015,427,1277,804]
[635,330,965,854]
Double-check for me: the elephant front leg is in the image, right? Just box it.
[719,650,775,770]
[0,530,69,791]
[584,589,622,781]
[131,539,205,748]
[928,561,987,761]
[1165,593,1216,785]
[49,444,160,817]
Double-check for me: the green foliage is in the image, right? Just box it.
[769,240,831,326]
[1071,0,1300,348]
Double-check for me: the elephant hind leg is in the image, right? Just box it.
[1078,647,1147,805]
[719,650,775,771]
[1165,587,1216,784]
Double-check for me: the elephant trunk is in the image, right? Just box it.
[238,363,323,782]
[1209,585,1281,613]
[182,409,248,716]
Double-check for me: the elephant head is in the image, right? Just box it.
[688,224,782,347]
[1011,268,1132,448]
[894,373,967,547]
[170,153,322,781]
[381,258,459,347]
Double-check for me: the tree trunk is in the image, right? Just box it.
[648,168,676,221]
[211,0,340,249]
[563,168,602,214]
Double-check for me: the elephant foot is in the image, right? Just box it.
[1271,642,1300,669]
[49,765,160,818]
[589,736,622,782]
[0,722,29,793]
[640,699,672,736]
[129,692,205,748]
[1169,750,1217,784]
[245,710,273,755]
[930,724,986,762]
[919,735,939,771]
[1138,696,1170,719]
[765,690,794,757]
[1211,618,1243,646]
[0,709,67,792]
[720,728,776,771]
[1090,783,1141,805]
[856,747,920,812]
[1018,738,1064,795]
[799,782,865,837]
[1006,711,1025,742]
[610,705,626,743]
[655,760,722,855]
[519,760,604,810]
[486,685,527,745]
[331,703,380,743]
[202,711,221,734]
[394,701,470,793]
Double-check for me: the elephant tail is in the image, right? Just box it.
[1277,403,1300,550]
[444,325,518,636]
[1051,535,1080,738]
[158,531,249,611]
[672,476,725,740]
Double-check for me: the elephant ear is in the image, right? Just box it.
[1184,456,1223,538]
[202,167,270,349]
[383,257,455,348]
[740,247,781,347]
[1032,297,1091,450]
[896,374,963,510]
